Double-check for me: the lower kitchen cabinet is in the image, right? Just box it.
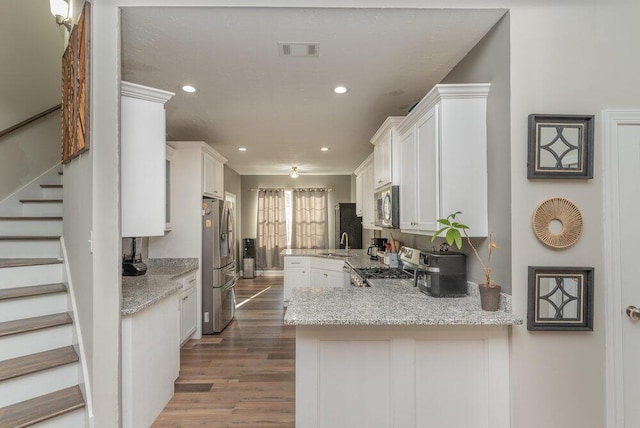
[122,293,180,428]
[284,257,310,303]
[284,256,348,303]
[179,273,198,345]
[309,258,347,288]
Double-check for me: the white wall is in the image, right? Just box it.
[66,0,122,426]
[0,0,64,202]
[88,1,639,426]
[0,113,62,201]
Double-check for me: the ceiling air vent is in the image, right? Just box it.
[278,42,320,57]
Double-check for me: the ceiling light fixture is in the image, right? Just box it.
[181,85,197,93]
[50,0,72,31]
[321,147,329,152]
[289,167,299,178]
[333,86,348,94]
[238,147,247,152]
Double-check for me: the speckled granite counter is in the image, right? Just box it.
[121,258,198,316]
[284,279,522,326]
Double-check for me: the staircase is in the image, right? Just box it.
[0,169,86,427]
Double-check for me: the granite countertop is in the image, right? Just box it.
[284,279,522,327]
[280,248,385,269]
[121,258,199,316]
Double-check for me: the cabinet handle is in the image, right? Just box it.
[183,296,188,301]
[324,273,328,277]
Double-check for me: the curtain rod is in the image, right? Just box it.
[250,187,333,192]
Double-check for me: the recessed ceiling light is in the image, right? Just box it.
[239,147,247,152]
[321,147,329,152]
[333,86,348,94]
[181,85,197,93]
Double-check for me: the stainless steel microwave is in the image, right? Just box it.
[374,185,399,228]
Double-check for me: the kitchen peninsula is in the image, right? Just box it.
[283,250,521,428]
[121,258,199,428]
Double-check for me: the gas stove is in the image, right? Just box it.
[355,267,414,279]
[349,246,423,287]
[350,266,414,287]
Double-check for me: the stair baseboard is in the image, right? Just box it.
[0,385,84,428]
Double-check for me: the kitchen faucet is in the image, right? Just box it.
[340,232,350,254]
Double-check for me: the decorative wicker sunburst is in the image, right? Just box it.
[532,197,583,249]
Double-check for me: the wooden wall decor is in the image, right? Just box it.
[61,2,90,163]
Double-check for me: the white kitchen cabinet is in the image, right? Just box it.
[203,151,225,199]
[284,257,310,303]
[179,272,198,345]
[309,258,346,288]
[355,173,363,217]
[165,145,175,231]
[149,141,227,339]
[122,293,180,428]
[371,117,404,189]
[121,81,175,237]
[354,154,379,230]
[396,84,490,237]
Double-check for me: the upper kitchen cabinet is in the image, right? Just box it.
[396,84,490,237]
[203,150,226,199]
[121,81,175,238]
[354,154,379,230]
[371,117,404,190]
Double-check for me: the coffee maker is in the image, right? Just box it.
[367,237,388,260]
[415,251,467,297]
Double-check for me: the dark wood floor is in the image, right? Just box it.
[152,276,295,427]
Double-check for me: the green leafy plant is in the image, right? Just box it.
[431,211,498,287]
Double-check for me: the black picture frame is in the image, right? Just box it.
[527,114,594,179]
[527,266,594,331]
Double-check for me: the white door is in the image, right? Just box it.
[604,110,640,428]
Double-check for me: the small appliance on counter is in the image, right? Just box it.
[415,251,467,297]
[366,237,388,260]
[122,237,147,276]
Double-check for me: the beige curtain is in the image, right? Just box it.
[256,188,287,270]
[291,189,328,249]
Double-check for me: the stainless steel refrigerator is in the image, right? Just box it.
[202,197,237,334]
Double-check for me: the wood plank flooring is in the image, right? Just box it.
[152,276,295,427]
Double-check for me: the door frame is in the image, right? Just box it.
[602,109,640,428]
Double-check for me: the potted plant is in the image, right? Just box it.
[431,211,501,311]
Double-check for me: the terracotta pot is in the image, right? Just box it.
[479,284,502,311]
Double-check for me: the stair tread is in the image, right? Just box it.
[0,313,72,338]
[0,259,62,268]
[0,385,84,428]
[0,236,60,241]
[0,217,62,221]
[0,283,67,301]
[0,346,78,382]
[18,200,62,203]
[39,185,62,189]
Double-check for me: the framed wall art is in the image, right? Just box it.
[527,266,594,331]
[61,2,91,163]
[527,114,594,179]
